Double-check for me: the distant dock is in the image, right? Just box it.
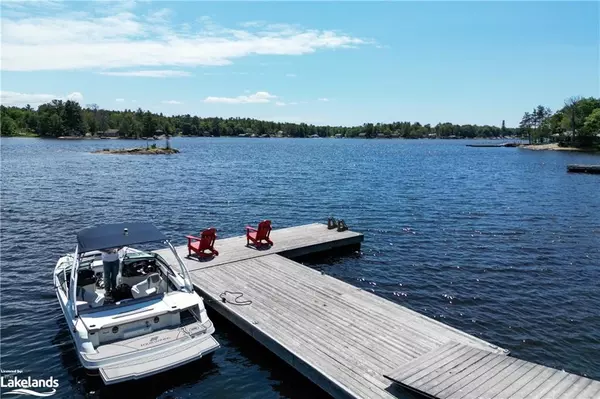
[155,223,599,399]
[567,164,600,174]
[466,142,519,148]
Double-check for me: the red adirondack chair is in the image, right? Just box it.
[186,228,219,258]
[246,220,273,247]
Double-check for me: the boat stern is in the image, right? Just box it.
[99,329,219,384]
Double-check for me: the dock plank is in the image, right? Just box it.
[493,365,546,399]
[436,353,512,398]
[577,380,600,399]
[426,352,499,396]
[157,223,599,399]
[384,343,598,399]
[188,250,507,399]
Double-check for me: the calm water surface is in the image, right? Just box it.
[1,137,599,398]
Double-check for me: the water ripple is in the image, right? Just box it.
[1,137,599,398]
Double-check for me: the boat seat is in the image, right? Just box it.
[76,286,105,309]
[131,273,163,299]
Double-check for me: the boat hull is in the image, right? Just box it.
[54,254,220,384]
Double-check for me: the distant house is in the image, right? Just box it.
[309,134,320,138]
[358,133,367,138]
[376,133,387,139]
[334,133,343,139]
[100,129,119,137]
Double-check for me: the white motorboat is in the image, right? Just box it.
[53,222,220,385]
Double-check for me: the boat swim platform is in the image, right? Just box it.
[154,223,599,399]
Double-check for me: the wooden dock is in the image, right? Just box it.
[384,342,600,399]
[466,143,519,148]
[155,223,364,272]
[154,223,599,399]
[567,164,600,174]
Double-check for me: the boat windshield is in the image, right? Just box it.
[67,241,193,315]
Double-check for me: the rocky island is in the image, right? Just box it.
[93,145,179,155]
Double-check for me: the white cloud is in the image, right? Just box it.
[239,20,265,28]
[318,98,330,102]
[1,0,65,10]
[65,92,83,103]
[275,101,286,106]
[146,8,171,24]
[115,98,125,102]
[93,0,137,16]
[98,70,192,78]
[1,9,369,71]
[285,73,296,78]
[204,91,277,104]
[0,90,83,106]
[161,100,182,104]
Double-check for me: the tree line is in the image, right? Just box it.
[1,96,598,142]
[519,96,600,147]
[1,99,518,139]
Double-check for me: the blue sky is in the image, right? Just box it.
[1,1,598,127]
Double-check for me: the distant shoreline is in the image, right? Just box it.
[4,135,523,140]
[519,143,600,153]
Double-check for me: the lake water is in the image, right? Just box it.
[1,137,599,398]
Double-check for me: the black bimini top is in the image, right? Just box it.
[76,222,167,253]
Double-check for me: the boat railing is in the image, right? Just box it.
[69,245,80,316]
[167,241,194,293]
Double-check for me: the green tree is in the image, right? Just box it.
[85,112,98,134]
[98,111,110,133]
[63,100,84,135]
[364,123,374,138]
[519,112,533,143]
[48,113,65,137]
[142,111,157,137]
[548,111,564,137]
[26,112,39,133]
[1,115,18,136]
[532,105,552,143]
[583,108,600,136]
[119,113,136,137]
[562,96,583,143]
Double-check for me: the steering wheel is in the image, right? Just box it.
[143,263,155,274]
